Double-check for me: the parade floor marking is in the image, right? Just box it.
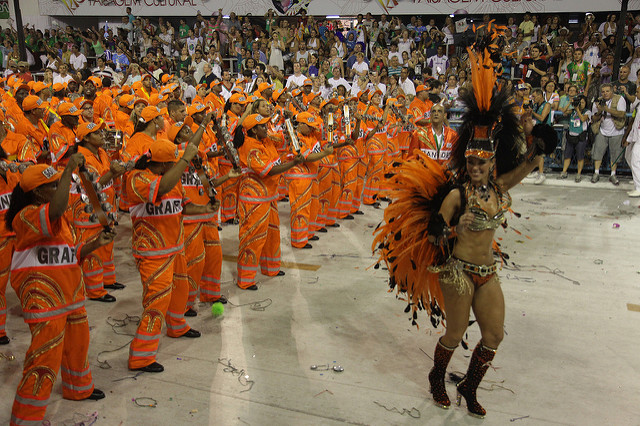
[627,303,640,313]
[222,255,321,271]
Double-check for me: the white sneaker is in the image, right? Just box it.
[534,173,546,185]
[627,190,640,197]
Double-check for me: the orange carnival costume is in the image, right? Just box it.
[408,124,458,164]
[10,165,103,426]
[48,103,82,166]
[125,143,194,370]
[188,113,225,303]
[0,164,18,344]
[317,114,341,227]
[237,115,283,288]
[219,107,243,223]
[73,130,120,301]
[362,101,387,205]
[285,115,321,248]
[336,107,365,218]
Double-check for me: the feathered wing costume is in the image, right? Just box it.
[372,23,556,329]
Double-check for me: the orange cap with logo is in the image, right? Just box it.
[20,164,61,192]
[76,121,106,141]
[149,139,180,162]
[243,114,270,130]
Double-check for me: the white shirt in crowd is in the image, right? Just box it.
[428,54,448,78]
[399,76,416,96]
[285,73,307,89]
[352,61,369,76]
[367,82,386,96]
[592,96,626,137]
[328,76,351,91]
[70,52,87,71]
[192,59,207,84]
[53,73,74,85]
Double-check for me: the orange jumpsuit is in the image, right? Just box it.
[237,136,282,288]
[219,112,240,222]
[180,150,218,308]
[125,169,191,370]
[337,113,365,217]
[270,107,289,200]
[14,117,48,163]
[408,124,458,164]
[10,203,96,425]
[115,109,134,136]
[362,107,387,205]
[317,121,341,227]
[73,145,118,299]
[0,167,18,341]
[48,121,77,165]
[285,133,320,248]
[396,113,415,159]
[190,125,224,302]
[409,97,434,125]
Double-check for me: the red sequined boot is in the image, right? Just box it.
[456,341,497,418]
[428,338,457,409]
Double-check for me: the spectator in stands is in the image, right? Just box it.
[611,65,637,109]
[285,61,307,88]
[69,44,87,72]
[428,45,448,79]
[590,83,627,185]
[567,48,592,94]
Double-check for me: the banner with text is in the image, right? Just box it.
[0,0,9,19]
[38,0,630,17]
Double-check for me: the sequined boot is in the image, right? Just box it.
[456,341,497,418]
[428,338,457,409]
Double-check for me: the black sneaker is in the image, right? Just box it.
[89,294,116,303]
[184,308,197,317]
[104,282,125,290]
[131,362,164,373]
[309,235,319,241]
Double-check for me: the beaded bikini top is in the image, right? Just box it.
[463,181,512,231]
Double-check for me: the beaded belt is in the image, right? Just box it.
[454,257,497,277]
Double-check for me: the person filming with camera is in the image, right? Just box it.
[590,83,627,185]
[560,95,591,182]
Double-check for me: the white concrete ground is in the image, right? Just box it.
[1,174,639,426]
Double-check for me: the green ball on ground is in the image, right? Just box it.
[211,302,224,317]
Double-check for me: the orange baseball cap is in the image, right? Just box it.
[257,82,274,93]
[229,93,249,104]
[416,84,428,93]
[303,79,312,86]
[368,89,383,101]
[22,95,49,112]
[235,77,247,85]
[272,89,285,102]
[52,82,66,92]
[296,112,321,129]
[32,82,52,94]
[291,88,302,97]
[209,80,221,88]
[20,164,61,192]
[85,76,102,87]
[122,84,132,93]
[161,74,174,84]
[243,114,270,131]
[132,81,143,90]
[133,98,149,107]
[140,106,163,123]
[149,93,168,106]
[119,94,135,108]
[188,103,208,116]
[320,98,339,109]
[74,98,93,109]
[76,121,106,141]
[13,80,30,93]
[167,121,188,142]
[149,139,180,162]
[57,102,82,116]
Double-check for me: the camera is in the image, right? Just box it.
[571,98,581,108]
[523,102,532,110]
[597,98,607,107]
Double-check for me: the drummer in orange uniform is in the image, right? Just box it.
[237,114,302,289]
[7,159,115,426]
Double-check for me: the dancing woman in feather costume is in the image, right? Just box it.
[372,24,557,418]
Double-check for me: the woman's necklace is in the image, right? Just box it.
[471,182,491,202]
